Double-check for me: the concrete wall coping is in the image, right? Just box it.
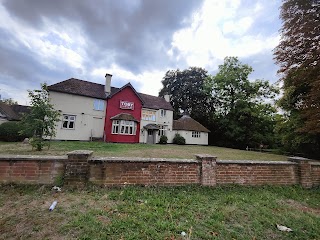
[217,160,297,165]
[67,150,94,155]
[195,154,217,159]
[91,156,198,164]
[0,155,67,161]
[311,162,320,166]
[288,156,312,162]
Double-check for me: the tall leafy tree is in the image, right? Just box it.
[159,67,212,120]
[206,57,279,148]
[274,0,320,157]
[20,83,60,151]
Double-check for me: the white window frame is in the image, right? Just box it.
[192,131,201,138]
[142,110,156,121]
[112,120,120,134]
[158,125,167,136]
[160,109,166,117]
[62,115,76,129]
[93,99,105,111]
[112,120,137,135]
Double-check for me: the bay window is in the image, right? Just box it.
[112,120,137,135]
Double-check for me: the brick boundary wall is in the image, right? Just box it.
[0,155,65,184]
[89,157,200,186]
[0,151,319,188]
[311,162,320,186]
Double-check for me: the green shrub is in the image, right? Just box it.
[159,135,168,144]
[172,133,186,145]
[0,121,29,142]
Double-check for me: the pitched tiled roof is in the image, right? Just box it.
[0,103,30,120]
[173,115,210,133]
[108,83,144,104]
[11,105,30,116]
[48,78,173,111]
[48,78,118,99]
[110,113,139,122]
[139,93,173,111]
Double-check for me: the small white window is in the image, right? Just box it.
[94,99,105,111]
[160,109,166,117]
[62,115,76,129]
[192,131,200,138]
[158,125,167,136]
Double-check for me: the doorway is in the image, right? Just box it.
[147,129,155,144]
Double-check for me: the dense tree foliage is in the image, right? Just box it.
[20,83,60,151]
[274,0,320,157]
[159,67,212,120]
[159,57,279,149]
[206,57,279,148]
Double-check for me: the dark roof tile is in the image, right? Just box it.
[139,93,173,111]
[173,115,210,132]
[0,103,30,121]
[48,78,118,99]
[48,78,173,111]
[110,113,139,122]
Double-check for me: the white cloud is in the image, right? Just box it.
[91,64,164,96]
[169,0,280,70]
[223,17,253,35]
[0,81,29,105]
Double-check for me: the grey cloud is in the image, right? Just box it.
[3,0,203,73]
[0,0,203,103]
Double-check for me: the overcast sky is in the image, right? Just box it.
[0,0,281,105]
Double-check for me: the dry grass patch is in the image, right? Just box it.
[0,141,287,161]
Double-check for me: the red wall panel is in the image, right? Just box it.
[105,86,142,143]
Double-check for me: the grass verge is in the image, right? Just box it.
[0,141,287,161]
[0,184,319,239]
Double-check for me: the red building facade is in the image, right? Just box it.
[104,84,143,143]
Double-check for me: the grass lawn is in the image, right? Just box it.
[0,184,319,239]
[0,141,288,161]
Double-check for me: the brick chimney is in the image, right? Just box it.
[105,73,112,95]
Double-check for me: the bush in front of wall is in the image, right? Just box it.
[173,133,186,145]
[159,135,168,144]
[0,121,29,142]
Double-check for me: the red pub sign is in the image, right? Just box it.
[120,100,134,110]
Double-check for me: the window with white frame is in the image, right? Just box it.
[93,99,105,111]
[62,115,76,129]
[158,125,167,136]
[142,110,156,121]
[112,120,137,135]
[160,109,166,117]
[192,131,201,138]
[112,120,120,134]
